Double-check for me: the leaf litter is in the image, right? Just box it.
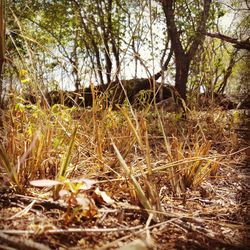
[0,108,249,249]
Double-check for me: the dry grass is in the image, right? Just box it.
[1,91,249,249]
[0,92,239,215]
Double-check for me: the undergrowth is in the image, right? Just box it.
[0,93,239,222]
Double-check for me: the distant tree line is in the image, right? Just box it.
[0,0,249,108]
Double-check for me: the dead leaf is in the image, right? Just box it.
[30,179,61,187]
[94,187,115,205]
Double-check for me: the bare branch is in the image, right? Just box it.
[205,32,250,51]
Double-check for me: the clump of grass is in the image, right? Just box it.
[164,137,220,194]
[0,97,79,192]
[0,144,21,191]
[111,106,163,221]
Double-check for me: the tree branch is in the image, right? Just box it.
[154,46,173,80]
[162,0,185,58]
[205,32,250,51]
[187,0,212,60]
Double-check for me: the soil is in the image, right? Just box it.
[0,109,249,250]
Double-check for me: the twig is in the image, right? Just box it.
[0,194,67,211]
[145,213,154,247]
[9,200,36,219]
[172,219,244,249]
[97,218,179,250]
[0,233,50,250]
[0,225,143,235]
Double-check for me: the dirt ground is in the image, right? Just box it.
[0,109,249,250]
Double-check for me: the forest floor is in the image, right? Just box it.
[0,107,249,250]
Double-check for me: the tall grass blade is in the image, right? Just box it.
[0,145,20,189]
[53,126,78,200]
[112,142,153,212]
[57,126,78,179]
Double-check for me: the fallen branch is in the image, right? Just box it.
[0,225,143,235]
[0,193,67,211]
[0,232,50,250]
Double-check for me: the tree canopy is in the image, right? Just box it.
[0,0,249,105]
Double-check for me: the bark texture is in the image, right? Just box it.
[161,0,212,100]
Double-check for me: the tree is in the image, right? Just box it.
[70,0,126,86]
[205,0,250,52]
[161,0,212,100]
[4,0,248,109]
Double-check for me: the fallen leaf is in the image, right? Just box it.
[94,187,115,205]
[30,179,62,187]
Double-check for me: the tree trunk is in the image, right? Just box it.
[72,0,105,85]
[175,56,189,100]
[161,0,212,101]
[217,49,239,94]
